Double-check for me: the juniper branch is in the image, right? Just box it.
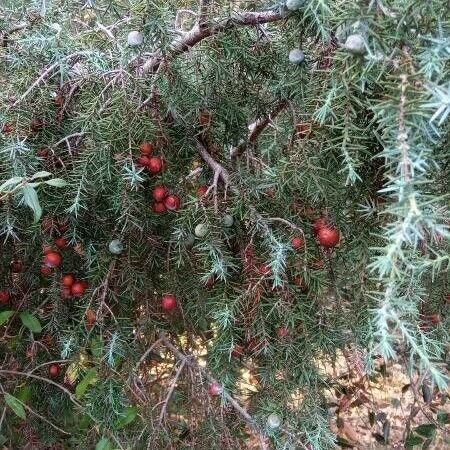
[140,9,285,73]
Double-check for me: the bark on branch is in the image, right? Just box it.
[231,99,289,159]
[140,9,285,74]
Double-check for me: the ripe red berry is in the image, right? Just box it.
[313,218,327,236]
[317,226,340,248]
[0,290,10,304]
[208,382,222,397]
[147,156,163,174]
[40,266,53,276]
[164,194,181,211]
[55,237,67,249]
[71,281,87,297]
[61,274,75,287]
[137,155,151,167]
[231,345,244,358]
[139,141,153,155]
[152,185,168,202]
[152,202,167,214]
[291,236,304,250]
[258,264,271,276]
[162,294,177,312]
[44,251,62,268]
[197,185,208,197]
[276,327,289,339]
[48,364,61,378]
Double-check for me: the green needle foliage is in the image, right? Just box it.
[0,1,448,449]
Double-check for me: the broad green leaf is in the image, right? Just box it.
[0,177,23,193]
[414,424,436,438]
[0,310,14,326]
[95,437,113,450]
[45,178,68,187]
[22,185,42,223]
[15,385,32,403]
[76,368,98,399]
[437,411,450,425]
[405,434,423,449]
[19,312,42,333]
[114,406,138,430]
[31,171,52,180]
[4,393,26,420]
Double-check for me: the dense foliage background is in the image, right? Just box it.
[0,1,449,449]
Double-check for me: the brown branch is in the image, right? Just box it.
[141,9,285,74]
[12,51,94,107]
[231,99,289,159]
[158,332,268,449]
[19,398,71,435]
[158,359,186,425]
[267,217,303,234]
[0,370,82,408]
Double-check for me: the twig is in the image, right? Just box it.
[158,332,267,448]
[28,359,71,375]
[158,359,186,425]
[12,51,93,107]
[96,21,115,41]
[0,406,6,430]
[1,22,29,47]
[267,217,303,233]
[231,99,288,159]
[196,140,232,212]
[135,338,163,372]
[20,398,71,435]
[140,9,285,74]
[0,370,82,408]
[53,132,87,153]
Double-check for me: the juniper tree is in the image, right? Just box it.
[0,1,449,449]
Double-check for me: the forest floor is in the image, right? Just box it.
[243,355,449,450]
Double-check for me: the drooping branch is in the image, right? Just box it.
[230,99,289,159]
[140,9,286,74]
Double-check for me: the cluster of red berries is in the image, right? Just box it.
[60,274,88,300]
[151,185,181,214]
[313,218,340,248]
[137,141,165,175]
